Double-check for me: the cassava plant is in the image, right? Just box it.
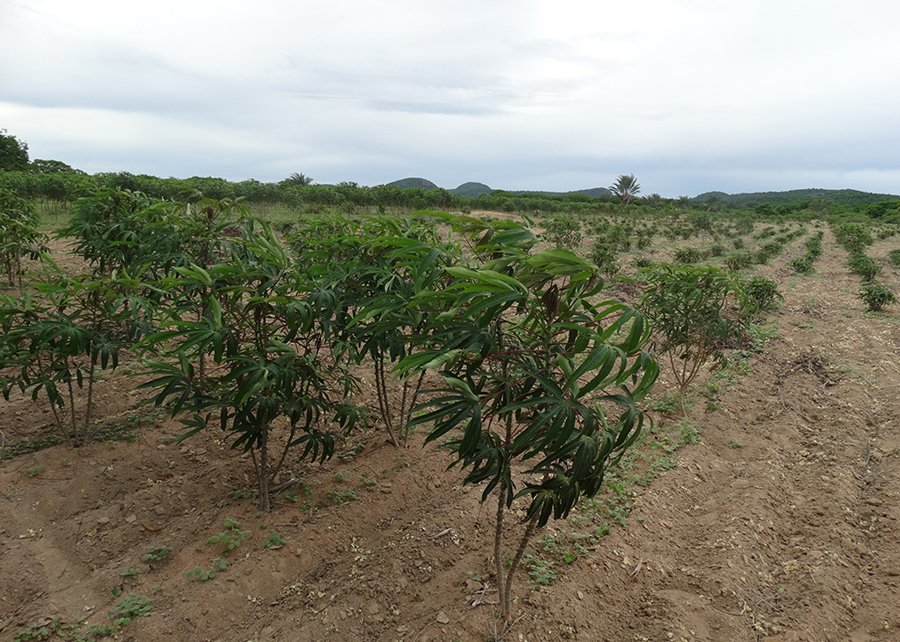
[638,263,749,416]
[0,188,47,289]
[859,282,896,312]
[291,214,459,446]
[0,259,143,443]
[139,220,363,511]
[399,214,658,624]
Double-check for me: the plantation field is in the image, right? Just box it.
[2,208,900,642]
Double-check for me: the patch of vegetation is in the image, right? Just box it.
[789,256,814,274]
[186,558,227,581]
[141,545,173,568]
[207,519,250,556]
[847,253,880,281]
[744,276,783,313]
[1,435,64,461]
[887,249,900,269]
[859,283,896,312]
[327,488,358,504]
[262,532,286,549]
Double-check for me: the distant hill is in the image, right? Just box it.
[451,182,492,197]
[505,187,611,198]
[694,188,900,207]
[386,177,439,190]
[387,178,611,199]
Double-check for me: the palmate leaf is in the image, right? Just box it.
[444,267,526,293]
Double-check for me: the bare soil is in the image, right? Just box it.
[2,224,900,642]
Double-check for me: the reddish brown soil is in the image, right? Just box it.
[2,224,900,642]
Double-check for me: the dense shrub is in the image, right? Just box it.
[673,247,703,263]
[744,276,783,313]
[859,283,896,311]
[847,253,880,281]
[789,256,815,274]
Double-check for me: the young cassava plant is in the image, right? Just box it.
[638,263,749,416]
[139,219,363,511]
[399,214,659,624]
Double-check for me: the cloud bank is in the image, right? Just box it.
[2,0,899,196]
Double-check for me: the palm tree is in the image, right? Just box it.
[705,194,723,212]
[609,174,641,205]
[285,172,313,186]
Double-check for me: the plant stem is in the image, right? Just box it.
[86,357,96,432]
[258,429,271,512]
[65,362,77,443]
[494,480,507,619]
[503,511,540,623]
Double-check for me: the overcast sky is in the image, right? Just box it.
[2,0,900,197]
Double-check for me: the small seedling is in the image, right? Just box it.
[522,553,559,586]
[262,533,286,549]
[727,439,744,449]
[62,458,71,467]
[328,488,358,504]
[108,593,152,625]
[26,466,43,478]
[231,488,252,500]
[207,519,251,556]
[120,567,139,577]
[14,623,50,641]
[186,558,227,581]
[389,456,409,472]
[141,544,173,567]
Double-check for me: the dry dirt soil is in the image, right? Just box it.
[2,224,900,642]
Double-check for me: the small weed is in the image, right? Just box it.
[62,458,71,467]
[208,519,251,556]
[2,435,65,461]
[14,623,49,641]
[26,465,44,478]
[333,470,350,483]
[186,558,227,581]
[262,533,286,549]
[673,420,701,445]
[336,440,367,461]
[647,391,694,416]
[727,439,744,449]
[120,567,139,577]
[388,456,409,472]
[106,593,151,630]
[522,553,560,586]
[328,488,358,504]
[141,544,173,567]
[282,490,298,502]
[358,472,378,486]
